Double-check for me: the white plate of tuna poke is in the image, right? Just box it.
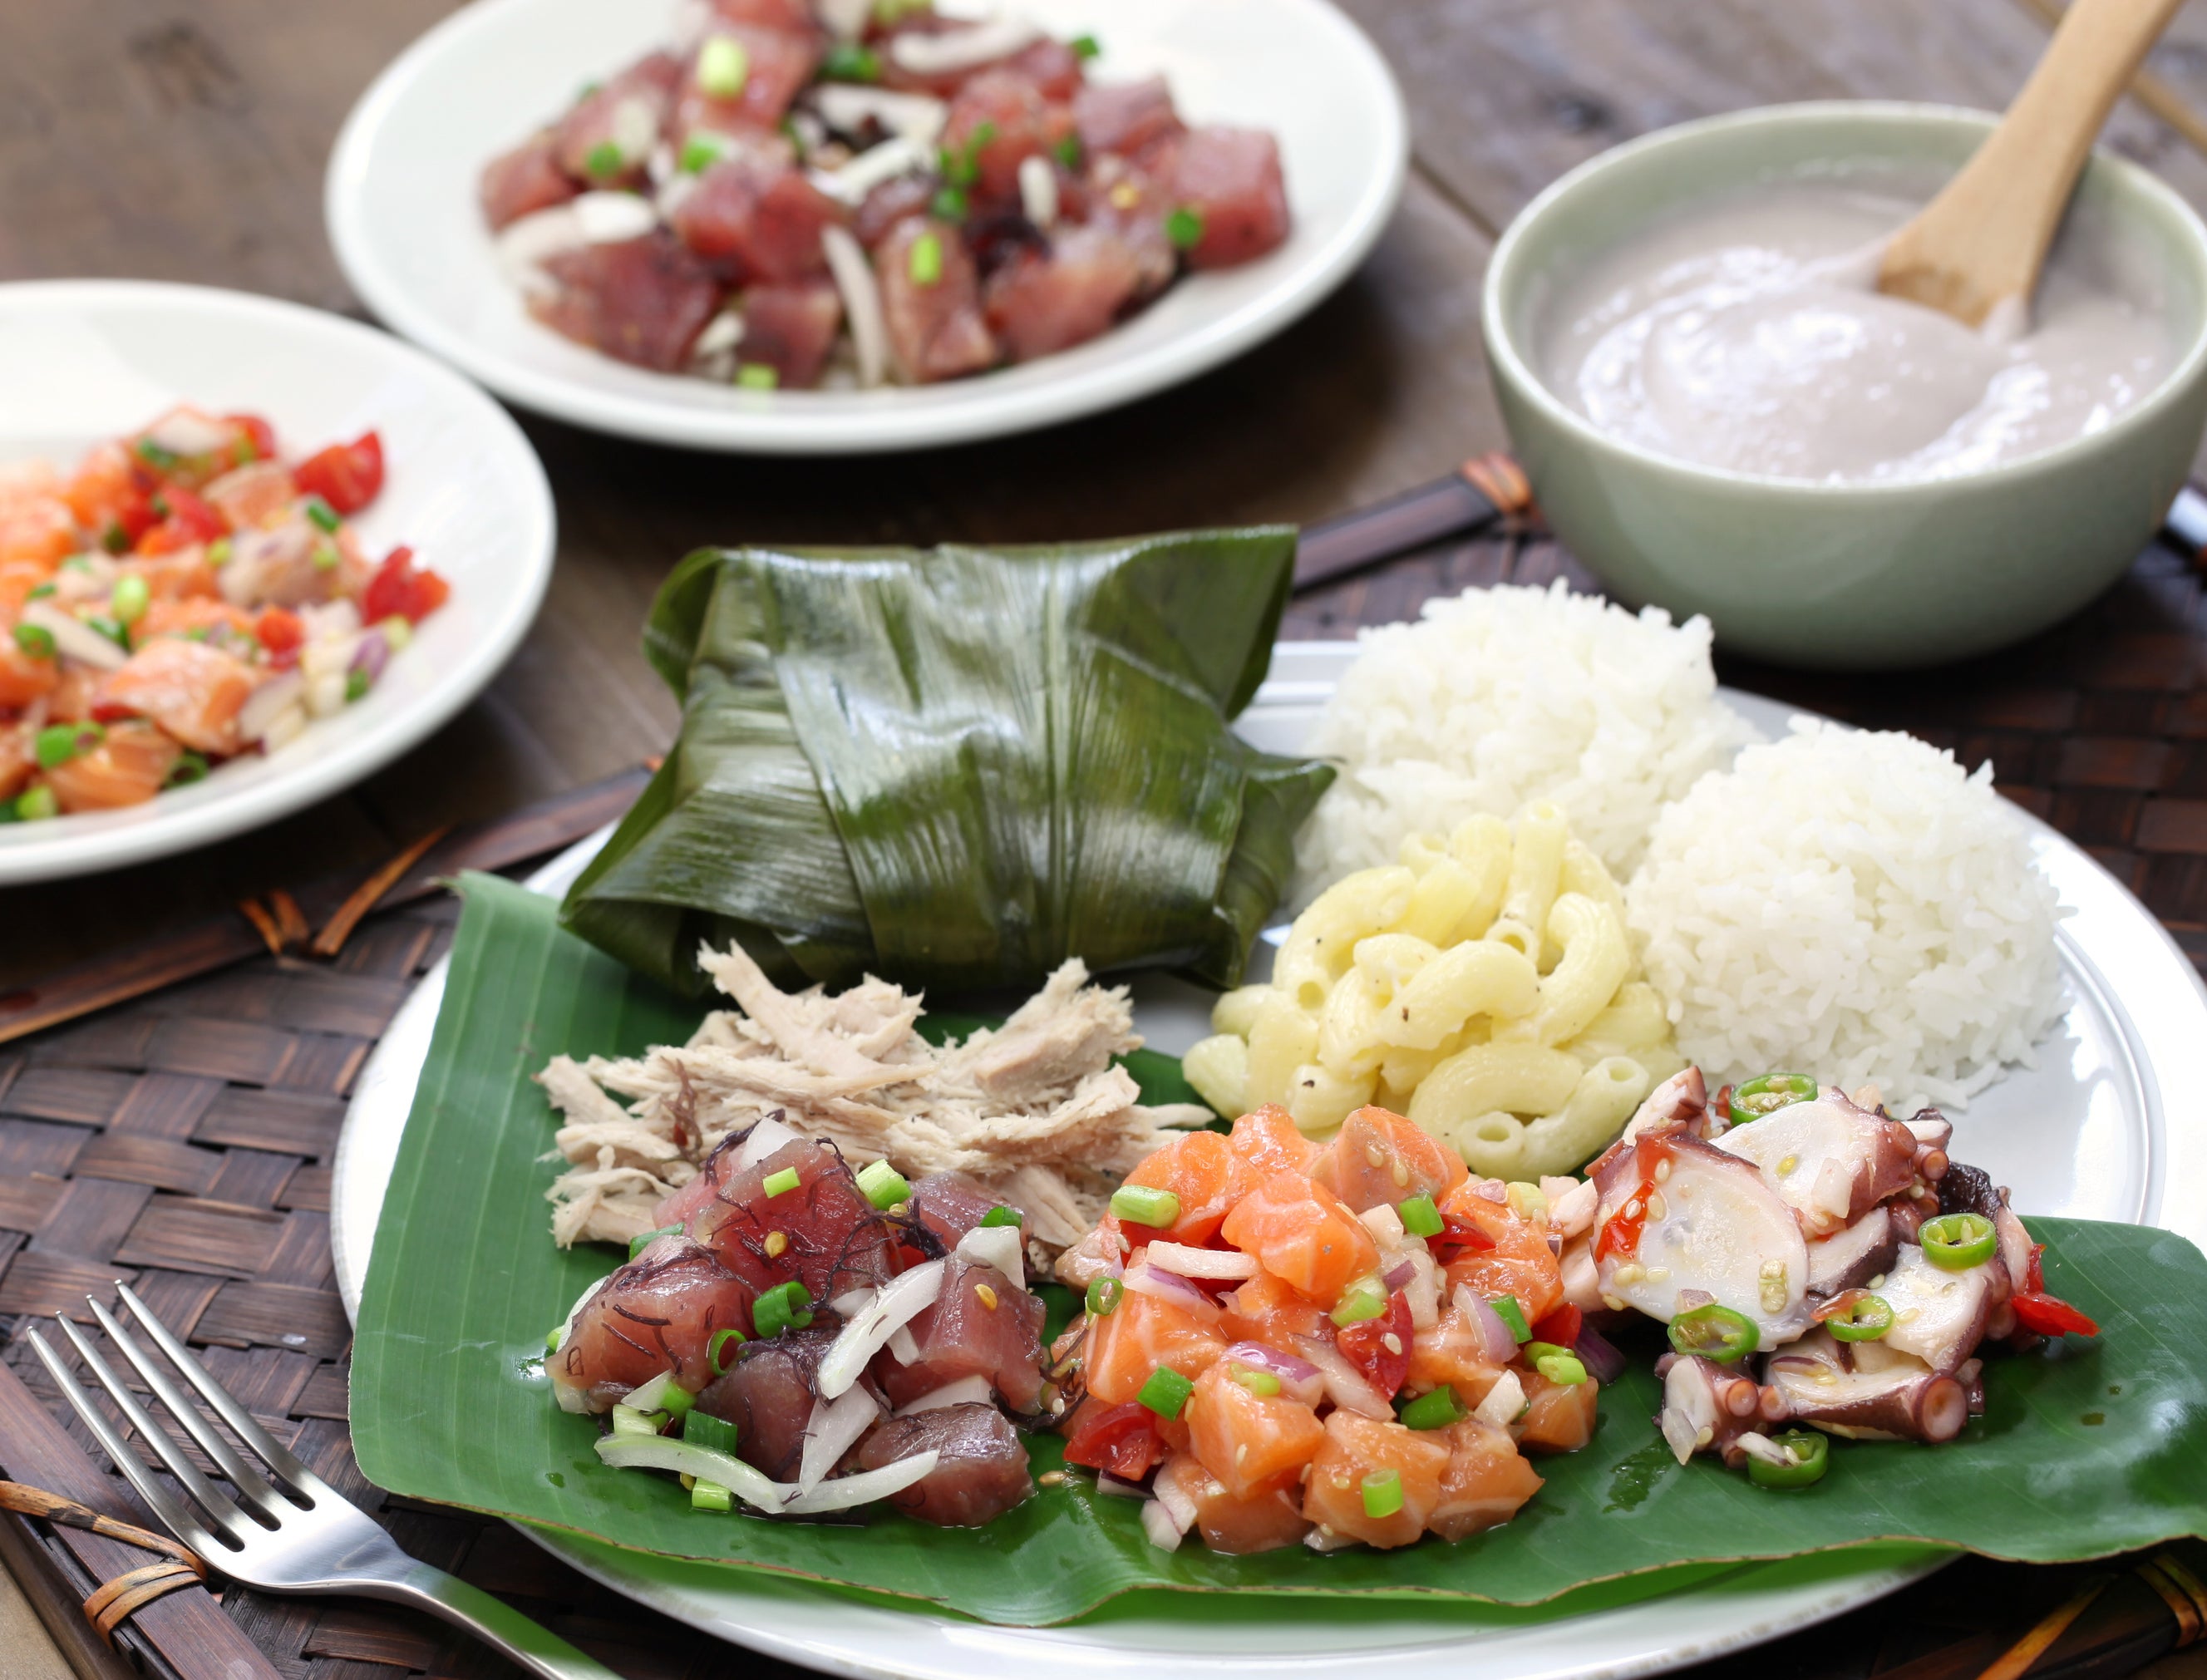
[0,281,554,884]
[326,0,1406,453]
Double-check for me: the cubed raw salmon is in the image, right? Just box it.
[44,719,182,812]
[1185,1358,1325,1498]
[1218,1269,1328,1347]
[1121,1129,1249,1248]
[1439,1182,1564,1325]
[1310,1106,1467,1214]
[1301,1411,1449,1549]
[1228,1104,1323,1180]
[94,638,260,756]
[1515,1369,1599,1453]
[1219,1175,1379,1309]
[1429,1418,1544,1540]
[1082,1285,1227,1406]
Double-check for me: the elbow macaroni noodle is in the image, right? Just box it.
[1184,807,1682,1177]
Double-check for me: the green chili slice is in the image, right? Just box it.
[1920,1211,1998,1271]
[1729,1072,1818,1121]
[1668,1303,1759,1364]
[1822,1292,1894,1342]
[1747,1429,1830,1490]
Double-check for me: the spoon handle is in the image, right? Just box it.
[1878,0,2185,329]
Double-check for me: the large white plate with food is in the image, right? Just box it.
[0,280,554,885]
[330,640,2207,1680]
[325,0,1406,454]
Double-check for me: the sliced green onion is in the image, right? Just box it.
[609,1403,664,1438]
[707,1328,746,1376]
[14,786,57,822]
[908,231,944,286]
[1110,1184,1180,1228]
[762,1165,801,1197]
[584,139,625,179]
[697,34,750,98]
[1490,1295,1532,1343]
[311,541,341,573]
[1746,1428,1830,1490]
[36,722,101,771]
[753,1278,814,1338]
[101,523,130,555]
[680,132,730,175]
[628,1221,682,1261]
[166,752,210,788]
[1536,1352,1589,1386]
[110,574,150,626]
[303,495,341,534]
[1136,1365,1193,1420]
[545,1325,563,1353]
[1053,134,1082,170]
[134,437,180,469]
[12,623,54,660]
[1920,1212,1998,1271]
[1521,1340,1569,1365]
[931,185,969,221]
[1085,1276,1123,1318]
[1360,1467,1403,1519]
[1397,1387,1462,1430]
[86,615,130,651]
[1668,1303,1759,1364]
[377,614,413,653]
[623,1372,696,1418]
[980,1205,1022,1229]
[1165,205,1204,250]
[1229,1363,1280,1398]
[207,537,232,567]
[27,581,56,599]
[1331,1274,1388,1327]
[820,41,880,81]
[1824,1293,1894,1343]
[691,1479,733,1512]
[344,668,371,703]
[736,362,780,391]
[683,1408,741,1453]
[1730,1072,1817,1121]
[1397,1195,1443,1238]
[856,1159,910,1210]
[1070,32,1101,57]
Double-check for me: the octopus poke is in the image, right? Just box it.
[480,0,1292,389]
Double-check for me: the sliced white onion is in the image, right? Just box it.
[1290,1334,1392,1421]
[618,1369,689,1414]
[1140,1242,1255,1282]
[20,601,126,671]
[1358,1205,1406,1249]
[145,409,234,456]
[1732,1430,1795,1468]
[1455,1283,1520,1367]
[816,0,873,36]
[668,0,712,49]
[821,225,888,389]
[1121,1261,1219,1319]
[954,1224,1024,1290]
[888,1324,921,1365]
[1016,153,1057,228]
[1472,1367,1525,1429]
[815,85,949,146]
[238,671,305,745]
[571,190,659,244]
[782,1451,938,1515]
[1152,1463,1200,1533]
[548,1274,612,1413]
[798,1384,881,1493]
[894,1373,993,1415]
[609,96,658,163]
[810,135,932,204]
[1140,1499,1185,1552]
[495,205,585,288]
[657,170,701,221]
[735,1115,801,1170]
[595,1433,937,1514]
[887,15,1039,75]
[830,1286,876,1318]
[816,1259,945,1397]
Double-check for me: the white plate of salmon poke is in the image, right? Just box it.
[326,0,1406,452]
[337,549,2207,1680]
[0,281,554,885]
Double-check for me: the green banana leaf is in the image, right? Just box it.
[560,530,1333,998]
[351,874,2207,1629]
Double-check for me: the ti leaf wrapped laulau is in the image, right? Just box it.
[563,528,1331,996]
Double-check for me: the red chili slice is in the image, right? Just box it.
[2011,1291,2098,1338]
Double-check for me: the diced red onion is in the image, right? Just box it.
[1223,1342,1323,1408]
[1382,1257,1416,1291]
[1144,1241,1257,1282]
[1121,1261,1219,1318]
[1290,1334,1392,1421]
[1140,1499,1185,1552]
[1574,1325,1628,1386]
[1096,1471,1148,1500]
[1472,1367,1525,1428]
[1455,1285,1520,1367]
[1153,1458,1202,1531]
[348,629,390,688]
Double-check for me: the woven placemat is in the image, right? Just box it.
[1,659,2205,1679]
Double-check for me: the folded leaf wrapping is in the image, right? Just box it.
[562,528,1333,997]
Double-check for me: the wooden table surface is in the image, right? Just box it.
[11,0,2207,1676]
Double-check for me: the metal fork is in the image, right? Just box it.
[27,1283,621,1680]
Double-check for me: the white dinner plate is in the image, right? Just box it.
[333,642,2207,1679]
[325,0,1407,454]
[0,280,555,885]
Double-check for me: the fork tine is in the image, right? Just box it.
[113,1280,324,1498]
[51,1315,249,1546]
[23,1326,235,1559]
[86,1297,291,1525]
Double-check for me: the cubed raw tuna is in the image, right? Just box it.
[692,1321,842,1480]
[553,52,682,185]
[855,1403,1033,1526]
[941,70,1073,203]
[1007,38,1085,101]
[874,216,998,382]
[480,132,579,229]
[1073,76,1183,161]
[854,175,937,249]
[736,278,843,387]
[1163,126,1289,269]
[532,232,727,371]
[875,1256,1045,1411]
[682,1137,899,1303]
[673,23,820,138]
[672,151,841,279]
[1081,152,1176,295]
[710,0,818,29]
[554,1235,767,1410]
[983,224,1144,360]
[905,1173,1021,1249]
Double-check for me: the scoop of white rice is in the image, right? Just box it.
[1296,581,1754,887]
[1625,718,2064,1110]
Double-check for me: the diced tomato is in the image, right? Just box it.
[225,413,279,465]
[135,485,229,555]
[1531,1304,1583,1347]
[255,606,305,667]
[1334,1289,1413,1399]
[2011,1292,2099,1338]
[360,545,451,626]
[292,431,384,515]
[1062,1399,1169,1480]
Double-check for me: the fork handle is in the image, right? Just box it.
[369,1561,628,1680]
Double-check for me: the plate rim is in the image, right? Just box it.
[0,276,558,885]
[323,0,1411,456]
[332,645,2207,1675]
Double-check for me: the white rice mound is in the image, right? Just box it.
[1625,718,2065,1110]
[1296,581,1755,886]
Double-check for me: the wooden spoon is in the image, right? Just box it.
[1877,0,2185,331]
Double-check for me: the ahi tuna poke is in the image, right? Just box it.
[539,943,2101,1545]
[0,408,449,823]
[479,0,1293,389]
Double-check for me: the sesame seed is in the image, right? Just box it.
[1653,1160,1672,1184]
[1645,1193,1667,1222]
[764,1230,787,1258]
[1038,1471,1066,1486]
[1382,1333,1402,1355]
[976,1283,999,1310]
